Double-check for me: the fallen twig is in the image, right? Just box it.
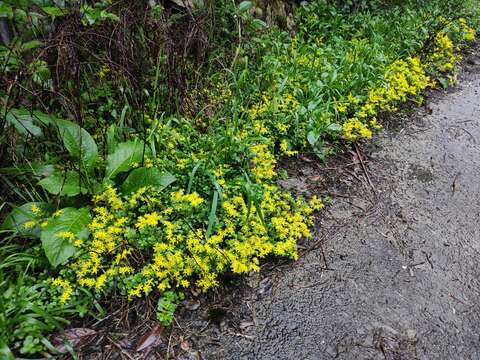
[354,143,377,195]
[291,279,329,290]
[447,125,477,144]
[107,337,135,360]
[451,172,461,195]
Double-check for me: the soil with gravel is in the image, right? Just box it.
[172,47,480,360]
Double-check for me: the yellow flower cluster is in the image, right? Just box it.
[280,139,298,157]
[31,203,41,215]
[51,278,73,304]
[459,18,476,42]
[46,21,476,310]
[171,189,204,207]
[23,220,37,230]
[342,118,373,141]
[136,212,161,230]
[342,25,473,141]
[51,161,322,303]
[250,144,277,180]
[343,55,432,140]
[431,31,456,73]
[248,91,300,139]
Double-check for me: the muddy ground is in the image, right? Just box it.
[81,47,480,360]
[166,47,480,360]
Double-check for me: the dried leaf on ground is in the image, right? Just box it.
[51,328,96,354]
[135,324,164,352]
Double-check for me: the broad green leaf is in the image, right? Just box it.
[326,123,342,133]
[41,208,90,267]
[121,167,176,194]
[307,131,319,146]
[0,4,13,18]
[0,341,15,360]
[42,6,64,17]
[21,40,43,51]
[32,110,54,126]
[105,140,148,180]
[55,119,98,171]
[38,170,87,196]
[1,202,53,237]
[238,1,253,13]
[251,19,267,30]
[6,108,43,137]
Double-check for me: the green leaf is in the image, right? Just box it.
[0,4,13,18]
[105,140,147,180]
[251,18,267,30]
[121,167,176,194]
[239,1,253,13]
[38,170,88,196]
[0,163,54,177]
[206,190,219,238]
[106,124,118,154]
[42,6,64,17]
[1,202,53,237]
[41,208,90,267]
[326,123,342,133]
[6,108,43,137]
[0,341,15,360]
[307,131,319,146]
[21,40,43,51]
[32,110,54,126]
[187,161,202,194]
[55,119,98,171]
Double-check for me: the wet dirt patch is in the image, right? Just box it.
[408,164,435,183]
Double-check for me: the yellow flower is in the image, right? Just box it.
[52,278,73,304]
[52,209,63,217]
[186,192,204,207]
[57,231,75,240]
[171,190,204,207]
[31,204,41,215]
[23,220,37,230]
[459,18,476,41]
[343,118,372,141]
[251,144,277,180]
[334,101,348,113]
[309,196,325,211]
[145,158,154,168]
[136,212,162,230]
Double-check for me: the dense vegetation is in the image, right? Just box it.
[0,0,478,357]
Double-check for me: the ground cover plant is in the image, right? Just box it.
[0,0,479,357]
